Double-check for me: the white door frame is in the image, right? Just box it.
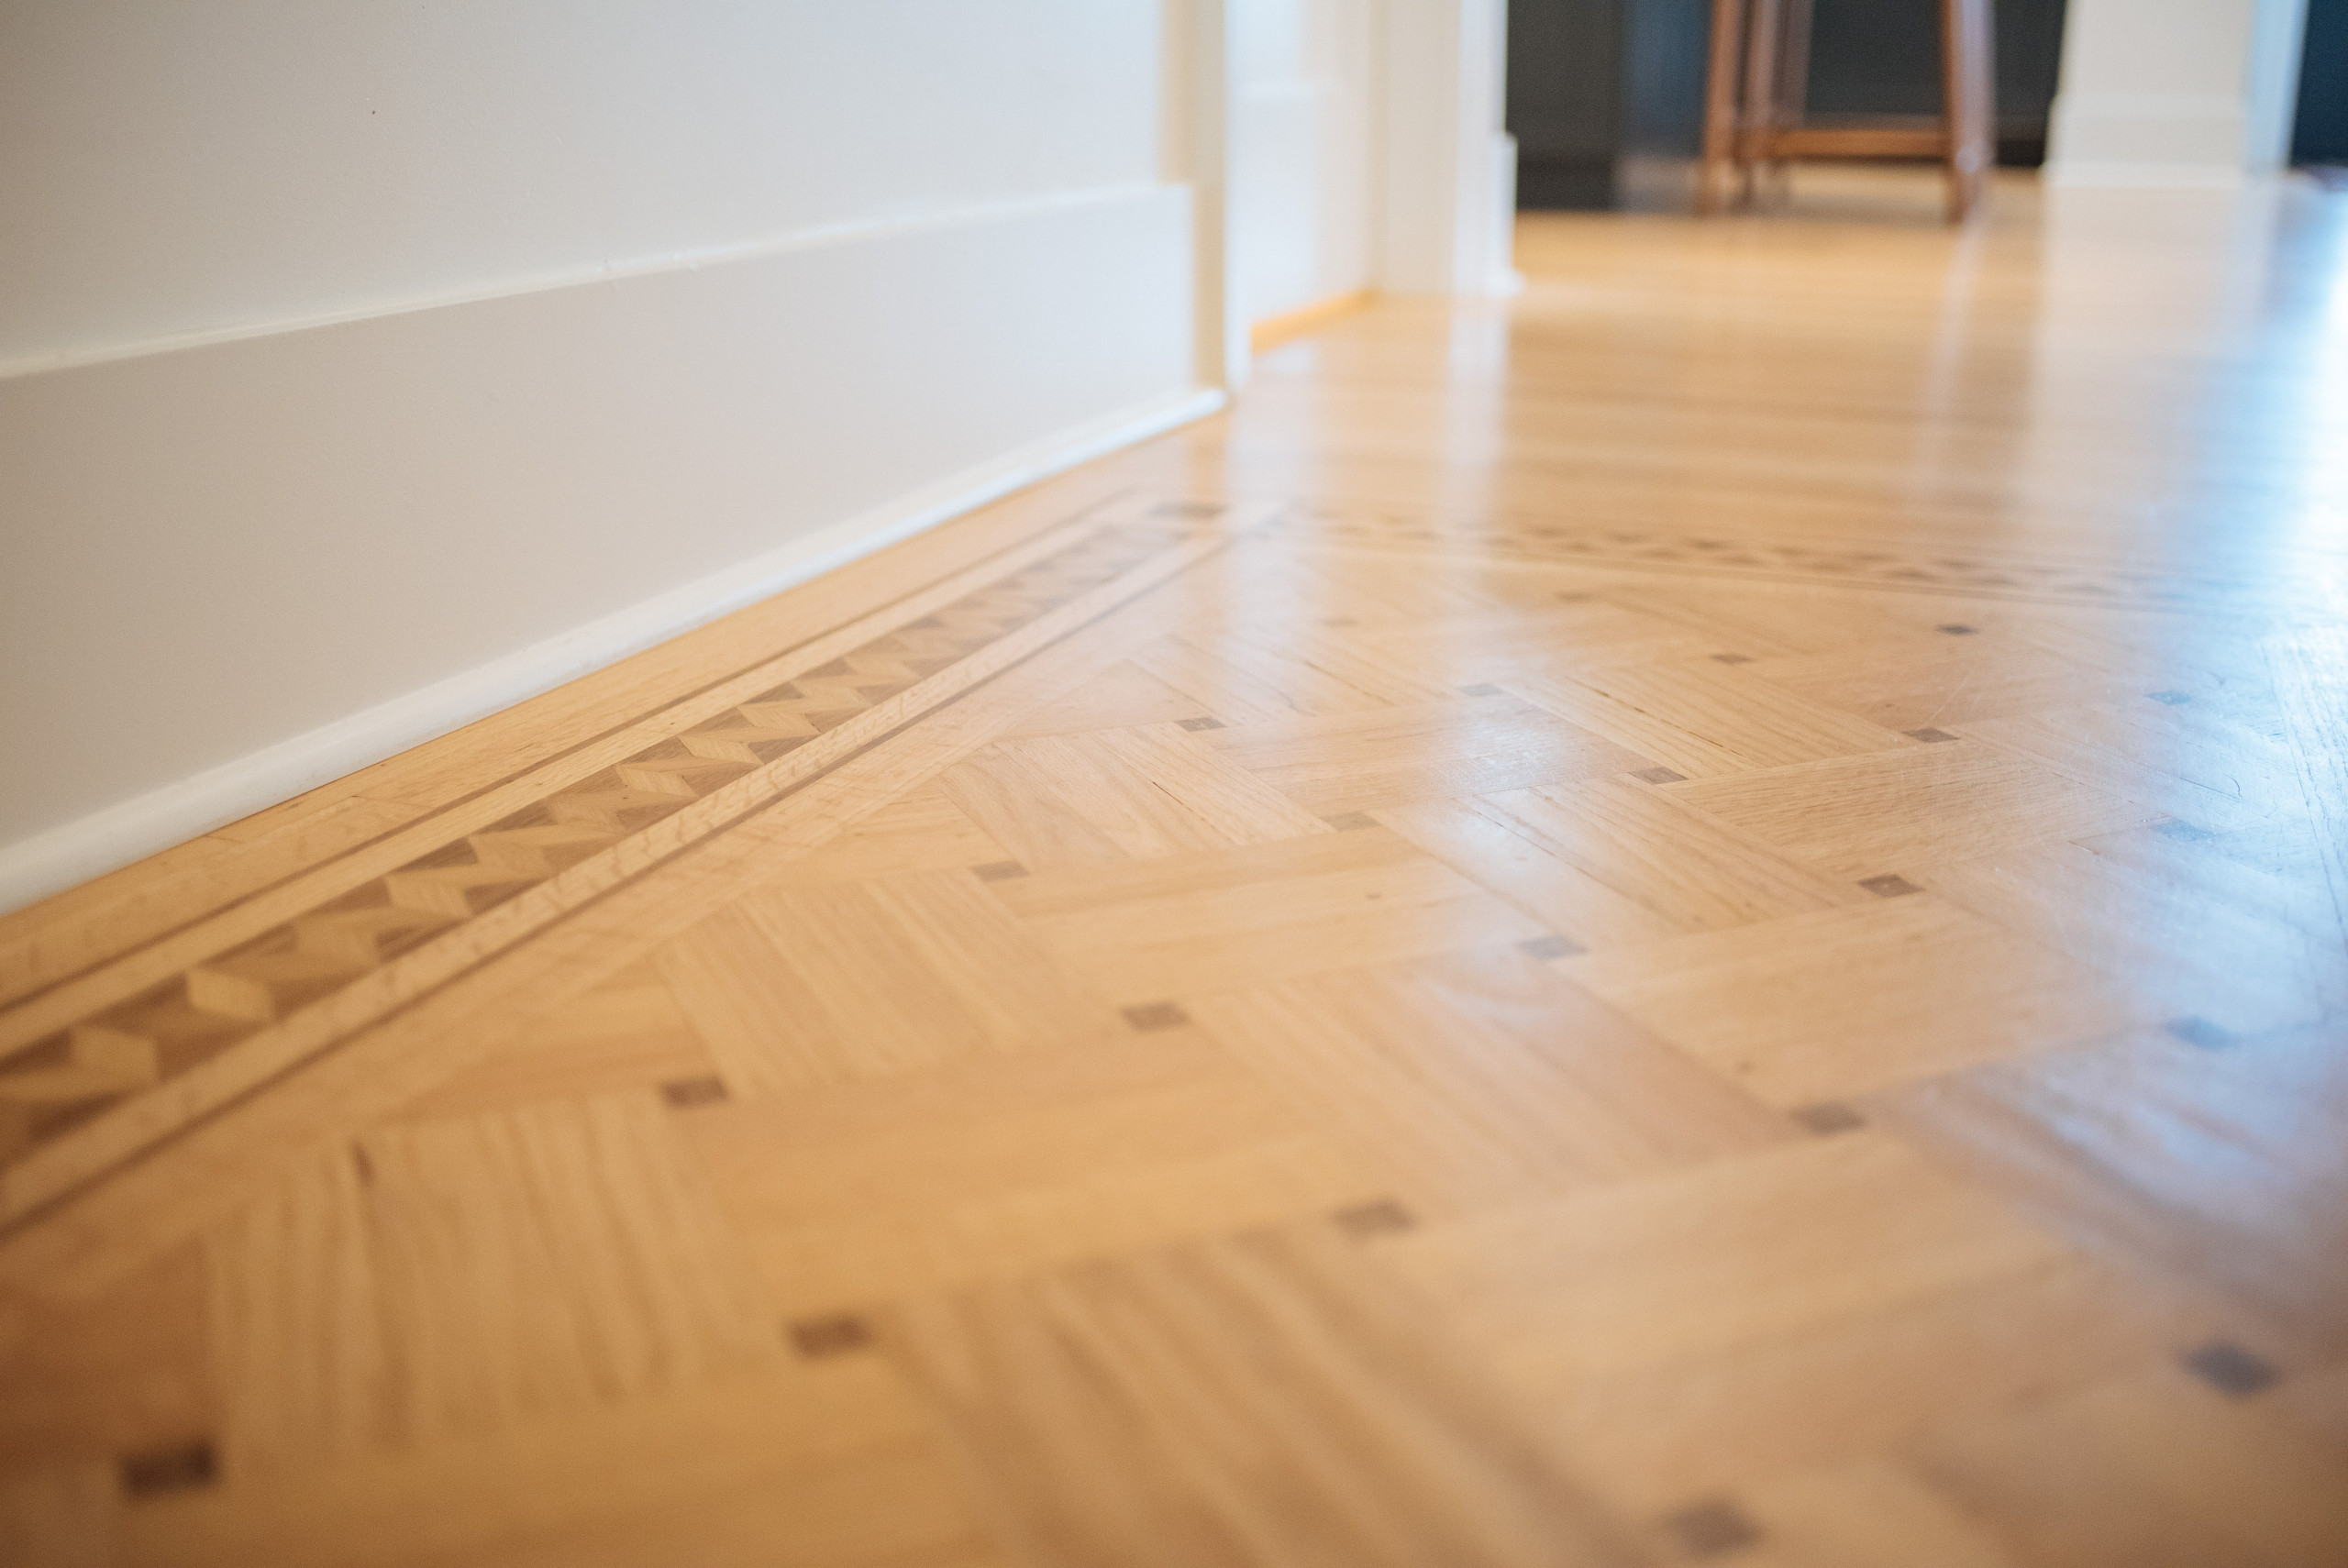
[1377,0,1522,298]
[1180,0,1518,394]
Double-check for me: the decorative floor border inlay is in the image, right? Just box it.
[1281,504,2341,613]
[0,500,1250,1228]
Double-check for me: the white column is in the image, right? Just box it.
[1168,0,1251,390]
[1377,0,1520,295]
[2045,0,2309,187]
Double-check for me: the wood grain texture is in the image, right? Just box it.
[885,1226,1648,1568]
[0,512,1233,1226]
[654,870,1119,1094]
[6,169,2346,1562]
[678,1031,1381,1315]
[1877,1020,2348,1358]
[1562,895,2148,1105]
[1188,948,1792,1216]
[206,1096,779,1472]
[941,724,1327,870]
[124,1362,1001,1568]
[1911,1366,2348,1568]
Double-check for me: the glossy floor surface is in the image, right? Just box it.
[6,169,2348,1566]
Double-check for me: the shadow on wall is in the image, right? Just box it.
[1509,0,2070,211]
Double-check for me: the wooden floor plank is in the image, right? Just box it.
[1877,1020,2348,1359]
[1189,947,1793,1216]
[1728,1460,2029,1568]
[996,828,1547,1007]
[1381,1134,2074,1392]
[940,724,1327,870]
[122,1361,1001,1568]
[1667,741,2166,880]
[1561,896,2148,1105]
[1201,694,1655,814]
[207,1095,781,1470]
[655,870,1121,1094]
[7,169,2347,1560]
[675,1030,1383,1314]
[884,1225,1650,1568]
[1910,1366,2348,1568]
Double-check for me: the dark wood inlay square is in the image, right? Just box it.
[1663,1497,1763,1557]
[2182,1340,2279,1397]
[1936,624,1979,635]
[1903,727,1960,743]
[660,1075,729,1109]
[973,860,1031,882]
[1324,812,1379,832]
[1519,934,1586,961]
[789,1313,875,1359]
[1858,874,1923,899]
[1122,1002,1191,1032]
[120,1440,217,1498]
[1790,1102,1866,1136]
[1175,716,1228,732]
[1633,767,1689,785]
[1711,653,1755,664]
[2165,1016,2236,1051]
[1333,1198,1418,1239]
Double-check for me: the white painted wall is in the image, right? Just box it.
[0,2,1168,372]
[2046,0,2310,185]
[1230,0,1379,324]
[0,1,1210,909]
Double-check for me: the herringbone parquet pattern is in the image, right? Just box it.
[4,174,2346,1567]
[0,514,1204,1220]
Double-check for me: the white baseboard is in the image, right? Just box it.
[0,383,1223,916]
[2043,162,2248,190]
[2044,90,2251,189]
[2,181,1199,912]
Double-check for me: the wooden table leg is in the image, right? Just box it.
[1699,0,1748,215]
[1942,0,1996,221]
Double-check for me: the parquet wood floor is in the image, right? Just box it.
[6,168,2348,1565]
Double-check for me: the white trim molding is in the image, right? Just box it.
[0,185,1205,912]
[0,383,1224,915]
[0,184,1172,386]
[2047,94,2254,185]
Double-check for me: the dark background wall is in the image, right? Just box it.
[1509,0,1629,205]
[1622,0,1712,160]
[2297,0,2348,163]
[1806,0,2071,163]
[1511,0,2072,209]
